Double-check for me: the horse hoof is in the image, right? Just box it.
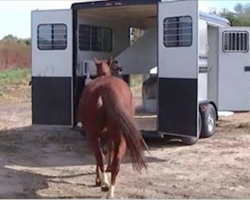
[101,186,110,192]
[107,193,114,199]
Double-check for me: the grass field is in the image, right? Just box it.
[0,68,30,88]
[0,70,143,103]
[0,68,31,103]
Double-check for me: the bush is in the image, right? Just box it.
[0,35,31,70]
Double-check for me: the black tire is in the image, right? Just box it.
[182,136,199,145]
[200,104,216,138]
[198,111,202,137]
[182,113,202,145]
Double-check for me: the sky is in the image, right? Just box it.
[0,0,249,39]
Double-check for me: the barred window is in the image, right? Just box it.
[79,25,112,52]
[163,16,192,48]
[79,25,91,51]
[37,24,67,50]
[223,31,249,53]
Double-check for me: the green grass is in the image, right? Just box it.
[130,74,143,88]
[0,68,31,92]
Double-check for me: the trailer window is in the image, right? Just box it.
[37,24,67,50]
[79,25,91,51]
[79,25,112,52]
[223,31,249,53]
[163,16,192,48]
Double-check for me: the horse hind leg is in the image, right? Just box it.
[95,165,109,191]
[107,137,126,199]
[95,165,101,186]
[93,139,110,192]
[106,139,114,173]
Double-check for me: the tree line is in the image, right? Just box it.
[210,2,250,26]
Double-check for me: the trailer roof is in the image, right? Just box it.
[72,0,158,10]
[72,0,230,27]
[200,11,230,27]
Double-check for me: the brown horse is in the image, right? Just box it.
[78,57,148,198]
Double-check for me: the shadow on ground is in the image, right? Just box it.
[0,125,187,198]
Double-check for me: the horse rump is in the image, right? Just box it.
[101,88,148,172]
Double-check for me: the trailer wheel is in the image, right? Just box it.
[198,111,202,136]
[182,136,198,145]
[182,113,202,145]
[200,104,216,138]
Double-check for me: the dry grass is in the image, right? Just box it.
[0,39,30,70]
[0,68,31,103]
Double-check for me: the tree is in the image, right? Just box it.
[23,39,31,45]
[234,3,244,14]
[220,8,242,26]
[2,34,18,42]
[209,2,250,27]
[130,28,144,45]
[238,3,250,26]
[243,3,250,12]
[209,7,218,15]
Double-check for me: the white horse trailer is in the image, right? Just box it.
[31,0,250,144]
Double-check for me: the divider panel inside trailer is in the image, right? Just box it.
[32,10,73,126]
[158,0,199,138]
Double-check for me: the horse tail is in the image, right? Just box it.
[101,89,148,172]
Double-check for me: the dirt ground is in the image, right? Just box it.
[0,101,250,199]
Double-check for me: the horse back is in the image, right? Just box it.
[78,76,133,131]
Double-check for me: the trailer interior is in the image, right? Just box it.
[75,3,158,132]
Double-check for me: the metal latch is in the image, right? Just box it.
[244,66,250,72]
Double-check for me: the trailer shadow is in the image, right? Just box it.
[0,125,175,166]
[144,136,188,150]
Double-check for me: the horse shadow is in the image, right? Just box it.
[0,125,185,198]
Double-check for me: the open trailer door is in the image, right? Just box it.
[32,10,73,126]
[218,27,250,111]
[158,0,199,138]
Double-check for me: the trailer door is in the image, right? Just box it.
[158,0,199,138]
[218,28,250,111]
[32,10,73,126]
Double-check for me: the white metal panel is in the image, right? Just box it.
[117,27,157,74]
[198,19,208,102]
[32,10,73,77]
[199,19,208,56]
[158,0,199,138]
[198,20,208,102]
[158,0,199,79]
[207,25,219,107]
[198,73,207,101]
[218,27,250,111]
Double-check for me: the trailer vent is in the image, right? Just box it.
[37,24,67,50]
[163,16,192,48]
[223,31,249,53]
